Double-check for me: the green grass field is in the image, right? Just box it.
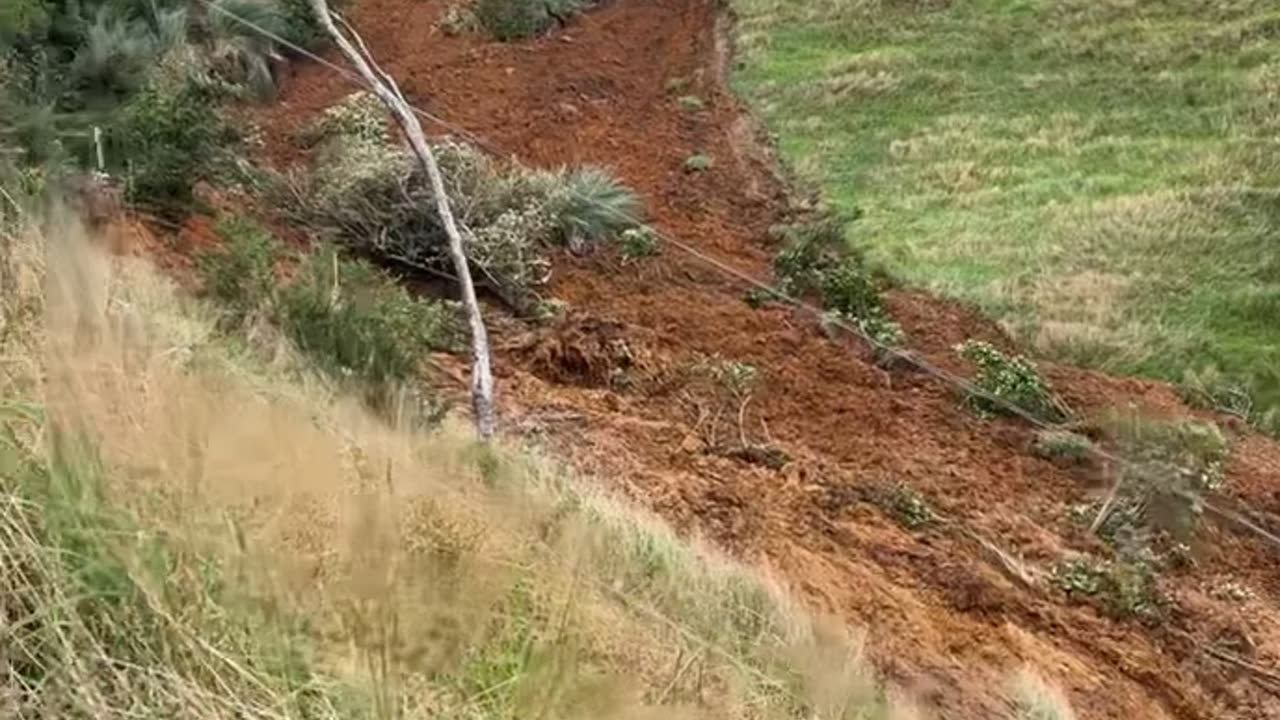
[732,0,1280,411]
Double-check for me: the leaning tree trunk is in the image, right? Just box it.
[308,0,496,439]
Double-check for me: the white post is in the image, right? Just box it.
[93,126,105,172]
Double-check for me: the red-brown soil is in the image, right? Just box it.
[223,1,1280,718]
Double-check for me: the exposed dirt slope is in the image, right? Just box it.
[243,1,1280,718]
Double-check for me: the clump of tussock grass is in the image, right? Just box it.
[1,211,914,719]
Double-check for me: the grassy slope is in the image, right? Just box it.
[0,210,930,718]
[732,0,1280,407]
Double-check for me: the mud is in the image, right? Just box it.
[235,1,1280,718]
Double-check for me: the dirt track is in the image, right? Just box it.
[243,1,1280,717]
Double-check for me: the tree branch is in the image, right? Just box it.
[308,0,497,438]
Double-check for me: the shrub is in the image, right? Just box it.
[117,74,229,212]
[879,484,932,530]
[71,7,171,99]
[955,340,1067,422]
[684,153,713,172]
[275,0,344,48]
[437,3,481,36]
[1094,412,1228,545]
[820,259,883,321]
[772,214,901,347]
[619,226,659,261]
[1052,556,1162,621]
[288,95,643,307]
[771,215,848,295]
[474,0,586,41]
[197,216,278,323]
[277,246,461,386]
[1033,429,1092,462]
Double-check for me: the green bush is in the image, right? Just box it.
[619,226,659,261]
[289,95,643,307]
[955,340,1066,422]
[772,215,901,346]
[1033,429,1092,462]
[117,75,229,211]
[277,246,461,386]
[1052,556,1163,621]
[474,0,586,41]
[879,484,932,530]
[771,215,848,295]
[197,217,279,324]
[71,7,172,99]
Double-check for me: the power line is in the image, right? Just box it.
[199,0,1280,556]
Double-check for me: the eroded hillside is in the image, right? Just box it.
[217,1,1280,718]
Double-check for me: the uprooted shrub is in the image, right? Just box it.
[284,92,641,311]
[473,0,587,41]
[1053,555,1164,622]
[955,340,1068,422]
[770,213,902,347]
[1091,411,1228,549]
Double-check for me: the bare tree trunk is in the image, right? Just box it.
[308,0,496,439]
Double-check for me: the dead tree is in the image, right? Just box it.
[308,0,496,439]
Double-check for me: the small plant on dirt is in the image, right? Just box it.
[770,213,901,347]
[879,484,932,530]
[531,297,568,323]
[1052,555,1163,621]
[436,2,481,35]
[474,0,586,41]
[743,287,785,309]
[677,95,705,111]
[684,153,713,172]
[665,76,691,94]
[955,340,1068,423]
[1033,429,1093,463]
[685,355,784,466]
[820,310,903,348]
[618,225,659,261]
[771,216,845,295]
[197,217,279,325]
[277,245,461,387]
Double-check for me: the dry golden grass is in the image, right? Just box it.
[3,205,1051,718]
